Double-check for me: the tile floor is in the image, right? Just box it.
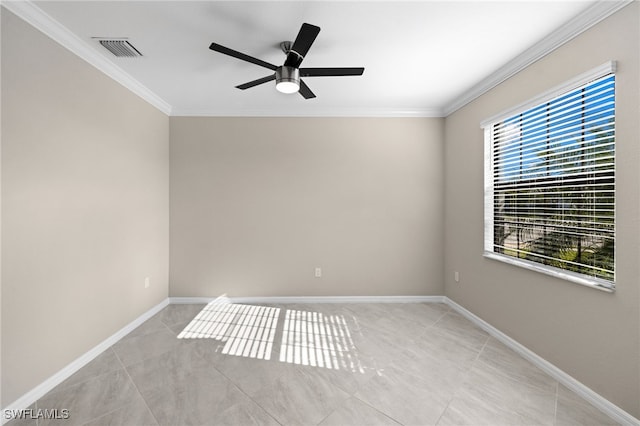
[8,302,619,426]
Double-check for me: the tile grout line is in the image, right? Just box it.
[434,397,453,426]
[473,335,491,365]
[422,307,451,334]
[313,393,352,426]
[475,338,562,398]
[317,310,402,425]
[396,303,452,330]
[54,347,153,426]
[466,334,491,381]
[428,311,448,328]
[211,353,284,426]
[352,303,460,426]
[350,394,404,426]
[413,305,455,342]
[345,307,451,426]
[159,315,183,335]
[434,334,492,425]
[35,348,136,426]
[77,402,129,426]
[111,347,161,426]
[35,350,122,400]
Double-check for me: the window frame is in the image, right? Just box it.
[482,61,616,292]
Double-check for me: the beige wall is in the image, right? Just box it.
[1,10,169,406]
[444,3,639,417]
[170,117,444,297]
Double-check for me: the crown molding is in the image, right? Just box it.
[442,0,633,117]
[170,107,445,118]
[1,0,173,115]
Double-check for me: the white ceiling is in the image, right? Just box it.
[7,1,626,116]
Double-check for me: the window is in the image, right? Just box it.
[482,62,615,291]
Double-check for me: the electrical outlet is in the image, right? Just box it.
[314,267,322,278]
[144,277,150,288]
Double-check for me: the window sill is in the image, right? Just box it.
[483,252,615,293]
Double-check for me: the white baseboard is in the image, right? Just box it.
[170,295,445,305]
[444,298,639,426]
[168,296,214,304]
[1,298,170,425]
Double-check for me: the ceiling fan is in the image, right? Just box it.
[209,23,365,99]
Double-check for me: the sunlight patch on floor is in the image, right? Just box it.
[280,309,365,373]
[178,298,364,372]
[177,298,279,360]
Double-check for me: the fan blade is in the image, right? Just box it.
[209,43,277,71]
[298,80,316,99]
[300,67,365,77]
[284,23,320,68]
[236,74,276,90]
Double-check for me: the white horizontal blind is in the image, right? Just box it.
[486,73,615,285]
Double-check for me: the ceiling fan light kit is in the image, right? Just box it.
[209,23,364,99]
[275,66,300,94]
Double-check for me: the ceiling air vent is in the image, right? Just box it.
[97,39,142,58]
